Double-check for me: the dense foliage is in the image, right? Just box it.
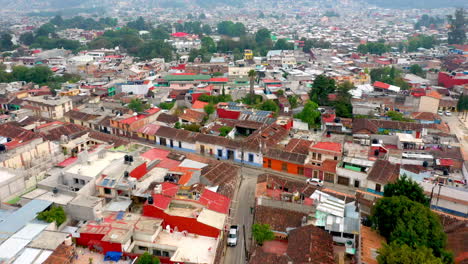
[414,15,445,30]
[371,196,452,263]
[50,15,117,30]
[309,75,336,105]
[294,100,321,127]
[370,66,409,90]
[137,252,160,264]
[252,223,275,246]
[334,81,353,118]
[383,175,429,205]
[378,242,443,264]
[37,206,66,226]
[217,21,246,37]
[386,111,413,122]
[357,42,390,55]
[447,8,466,45]
[219,126,233,137]
[128,99,150,112]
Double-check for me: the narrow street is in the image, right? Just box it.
[223,167,259,264]
[442,114,468,157]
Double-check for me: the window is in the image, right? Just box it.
[153,249,162,256]
[298,167,304,175]
[217,149,223,157]
[267,159,272,168]
[313,170,318,178]
[312,152,317,160]
[248,153,254,162]
[317,153,322,161]
[334,156,338,160]
[282,162,288,171]
[375,184,382,192]
[178,141,182,148]
[80,179,85,185]
[104,188,112,194]
[162,251,170,257]
[74,178,79,184]
[138,246,148,251]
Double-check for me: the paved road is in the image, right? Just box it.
[223,166,259,264]
[441,114,468,156]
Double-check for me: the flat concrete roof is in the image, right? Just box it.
[156,230,217,264]
[65,151,126,177]
[28,231,68,250]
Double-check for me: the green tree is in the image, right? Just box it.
[288,95,298,108]
[378,242,443,264]
[19,32,35,46]
[128,99,149,112]
[137,252,160,264]
[294,100,321,128]
[384,175,429,206]
[371,196,449,260]
[36,23,56,37]
[410,64,425,77]
[255,28,271,46]
[217,21,245,37]
[181,123,201,132]
[151,26,170,40]
[219,126,232,136]
[447,8,466,45]
[273,38,293,50]
[386,111,413,122]
[37,206,66,226]
[0,33,13,51]
[202,24,212,35]
[201,36,216,53]
[252,223,275,246]
[259,100,279,112]
[457,94,468,120]
[310,75,336,105]
[159,102,174,110]
[204,103,215,115]
[127,16,149,31]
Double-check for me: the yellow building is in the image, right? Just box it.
[244,49,253,60]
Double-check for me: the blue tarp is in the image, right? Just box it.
[104,251,122,261]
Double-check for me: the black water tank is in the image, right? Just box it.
[372,139,378,144]
[124,155,129,162]
[124,171,129,178]
[422,161,429,168]
[0,144,5,152]
[374,149,380,156]
[147,196,154,205]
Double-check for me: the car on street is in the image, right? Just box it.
[227,225,239,246]
[445,111,451,116]
[438,110,443,115]
[306,178,323,187]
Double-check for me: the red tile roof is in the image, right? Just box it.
[151,193,172,210]
[209,77,228,83]
[161,182,179,197]
[310,142,342,153]
[141,148,182,169]
[192,100,209,109]
[322,113,336,123]
[322,159,339,173]
[373,81,390,89]
[198,189,230,214]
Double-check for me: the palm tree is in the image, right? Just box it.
[248,69,257,103]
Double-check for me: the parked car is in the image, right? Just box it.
[438,110,443,115]
[306,178,323,187]
[445,111,451,116]
[227,225,239,246]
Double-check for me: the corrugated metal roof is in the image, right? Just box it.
[0,199,52,237]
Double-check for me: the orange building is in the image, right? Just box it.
[263,148,308,176]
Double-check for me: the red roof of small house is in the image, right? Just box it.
[263,79,281,84]
[161,182,179,197]
[322,113,336,123]
[411,88,426,97]
[322,159,339,173]
[171,72,196,75]
[141,148,182,169]
[171,64,186,70]
[310,142,342,153]
[198,189,230,214]
[137,124,161,135]
[192,100,209,109]
[437,158,454,166]
[151,193,172,210]
[327,94,337,101]
[145,107,161,115]
[209,77,228,83]
[373,81,390,89]
[50,67,59,72]
[171,32,189,38]
[56,156,78,168]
